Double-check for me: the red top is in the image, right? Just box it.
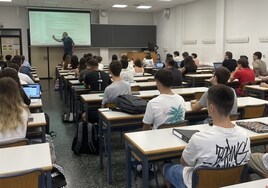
[233,68,255,96]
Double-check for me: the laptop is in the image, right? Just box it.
[176,61,181,68]
[22,84,41,98]
[213,62,223,69]
[172,129,200,143]
[156,62,164,69]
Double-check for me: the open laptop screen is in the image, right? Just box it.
[22,84,41,98]
[213,62,223,69]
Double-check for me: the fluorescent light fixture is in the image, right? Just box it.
[112,4,128,8]
[137,5,152,9]
[158,0,172,1]
[0,0,12,2]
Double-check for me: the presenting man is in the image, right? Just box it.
[52,32,74,56]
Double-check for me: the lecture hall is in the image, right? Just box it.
[0,0,268,187]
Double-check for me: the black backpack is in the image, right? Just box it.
[72,122,99,155]
[116,94,148,114]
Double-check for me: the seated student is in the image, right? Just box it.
[21,55,31,69]
[79,57,92,82]
[62,55,72,70]
[180,52,189,68]
[222,51,237,72]
[101,60,131,107]
[229,58,255,96]
[120,59,135,83]
[0,77,30,142]
[165,58,182,87]
[13,55,34,80]
[143,53,155,68]
[71,55,79,69]
[252,51,268,77]
[0,67,31,106]
[8,61,34,85]
[74,57,86,78]
[248,146,268,177]
[173,51,181,62]
[191,67,237,123]
[84,58,111,90]
[96,56,104,71]
[142,69,186,130]
[163,84,251,188]
[5,54,12,66]
[180,56,197,76]
[112,54,118,61]
[191,53,200,67]
[0,54,7,70]
[133,58,144,76]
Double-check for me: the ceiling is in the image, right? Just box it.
[0,0,197,12]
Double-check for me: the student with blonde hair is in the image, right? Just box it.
[0,77,30,142]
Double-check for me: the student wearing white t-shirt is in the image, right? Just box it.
[120,59,135,83]
[163,85,251,188]
[142,69,186,130]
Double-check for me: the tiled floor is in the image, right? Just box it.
[40,79,264,188]
[40,79,163,188]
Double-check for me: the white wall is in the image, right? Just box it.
[225,0,268,64]
[0,7,28,60]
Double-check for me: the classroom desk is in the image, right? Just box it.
[244,85,268,99]
[133,76,154,82]
[30,99,42,109]
[125,117,268,188]
[185,73,213,87]
[0,143,52,188]
[98,96,268,184]
[28,113,47,142]
[222,178,268,188]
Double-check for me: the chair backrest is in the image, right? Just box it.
[229,113,240,121]
[0,168,45,188]
[159,120,189,129]
[131,85,140,91]
[192,165,247,188]
[0,138,30,149]
[194,92,204,101]
[241,104,266,119]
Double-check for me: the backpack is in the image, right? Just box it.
[51,164,67,188]
[71,122,99,155]
[116,95,148,114]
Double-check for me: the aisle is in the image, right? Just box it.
[40,79,127,188]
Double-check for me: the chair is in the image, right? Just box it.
[241,104,267,119]
[192,165,248,188]
[229,113,240,121]
[0,168,45,188]
[0,138,30,149]
[131,85,140,92]
[193,92,204,101]
[159,120,189,129]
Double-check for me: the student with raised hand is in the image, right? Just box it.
[222,51,237,72]
[252,51,268,77]
[120,59,135,83]
[191,66,237,123]
[163,84,251,188]
[0,77,30,142]
[165,58,182,87]
[101,60,131,108]
[142,69,186,130]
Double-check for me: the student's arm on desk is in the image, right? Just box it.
[190,101,203,111]
[142,124,152,131]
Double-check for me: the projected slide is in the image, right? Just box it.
[29,10,91,46]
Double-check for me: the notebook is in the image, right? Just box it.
[213,62,222,69]
[22,84,41,98]
[172,129,200,143]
